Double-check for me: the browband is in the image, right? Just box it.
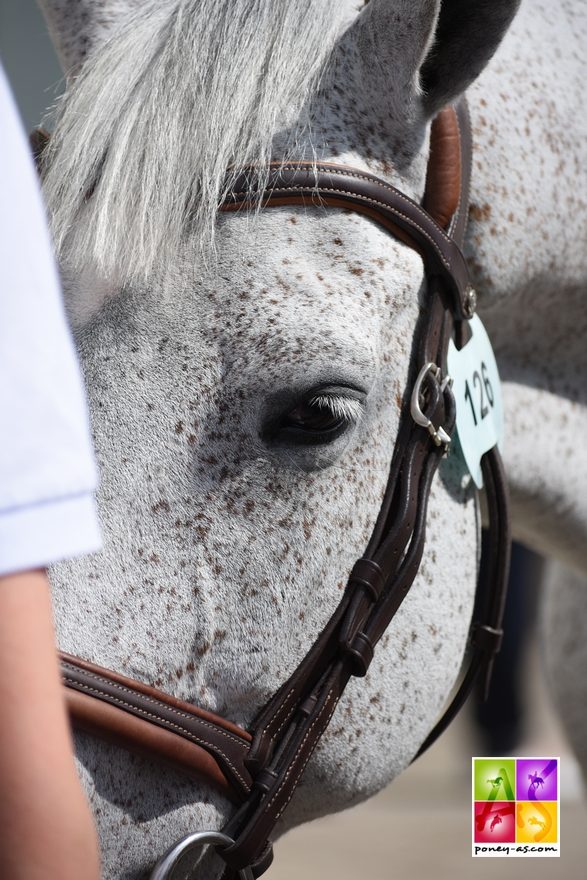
[37,99,509,878]
[222,161,472,320]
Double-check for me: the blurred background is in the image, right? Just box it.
[0,1,63,130]
[2,2,585,877]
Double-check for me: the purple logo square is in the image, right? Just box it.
[516,758,558,801]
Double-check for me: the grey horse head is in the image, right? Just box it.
[41,2,587,878]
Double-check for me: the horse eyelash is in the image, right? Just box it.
[308,394,364,424]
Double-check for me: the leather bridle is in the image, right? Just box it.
[35,97,511,879]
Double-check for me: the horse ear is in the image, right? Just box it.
[420,0,522,115]
[37,0,144,76]
[347,0,520,123]
[347,0,441,127]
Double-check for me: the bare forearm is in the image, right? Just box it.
[0,570,100,880]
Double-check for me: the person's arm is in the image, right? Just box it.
[0,63,101,879]
[0,570,100,880]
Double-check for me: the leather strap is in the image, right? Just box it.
[61,653,252,801]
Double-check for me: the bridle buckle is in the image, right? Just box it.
[410,362,453,450]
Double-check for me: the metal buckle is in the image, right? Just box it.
[149,830,254,880]
[410,362,453,450]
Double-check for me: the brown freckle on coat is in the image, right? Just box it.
[152,499,170,513]
[333,237,343,246]
[288,216,298,224]
[214,629,227,641]
[175,421,184,434]
[349,266,363,276]
[196,641,211,657]
[469,202,492,222]
[212,562,223,576]
[187,433,197,445]
[149,552,160,564]
[244,499,255,514]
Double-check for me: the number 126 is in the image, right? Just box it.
[464,362,494,426]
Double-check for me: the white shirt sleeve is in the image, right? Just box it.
[0,63,101,575]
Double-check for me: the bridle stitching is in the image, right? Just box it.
[64,678,251,790]
[265,688,335,813]
[62,662,249,747]
[230,163,455,248]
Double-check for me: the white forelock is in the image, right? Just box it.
[42,0,358,284]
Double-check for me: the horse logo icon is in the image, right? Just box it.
[487,776,503,789]
[528,771,545,790]
[490,813,503,832]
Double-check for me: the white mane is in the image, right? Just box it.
[42,0,348,283]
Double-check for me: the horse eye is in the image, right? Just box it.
[285,400,345,433]
[264,392,363,447]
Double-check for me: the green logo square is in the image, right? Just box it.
[473,759,515,801]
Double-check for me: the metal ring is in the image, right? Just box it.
[410,362,452,450]
[149,830,254,880]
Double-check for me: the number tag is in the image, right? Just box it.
[447,314,504,488]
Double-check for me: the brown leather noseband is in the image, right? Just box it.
[35,98,510,878]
